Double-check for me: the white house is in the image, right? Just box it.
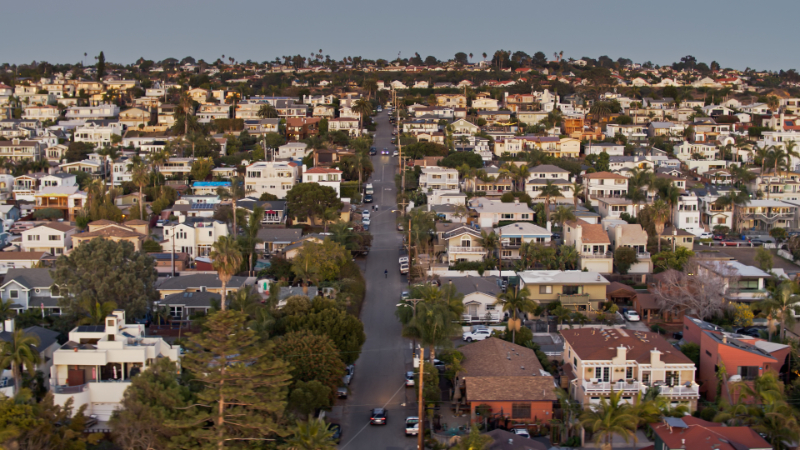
[244,161,300,199]
[64,104,119,120]
[419,167,459,190]
[468,197,534,228]
[526,164,573,201]
[303,167,342,197]
[161,216,229,259]
[441,276,504,323]
[74,121,125,148]
[21,223,76,255]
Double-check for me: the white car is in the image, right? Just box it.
[463,328,491,342]
[363,218,371,227]
[624,310,641,322]
[399,256,409,265]
[698,231,713,239]
[392,150,399,157]
[400,263,409,274]
[405,416,420,436]
[405,371,415,387]
[362,210,371,220]
[512,428,531,438]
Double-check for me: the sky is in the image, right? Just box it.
[4,0,797,72]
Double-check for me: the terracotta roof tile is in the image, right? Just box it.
[561,328,693,365]
[582,171,627,180]
[466,376,557,402]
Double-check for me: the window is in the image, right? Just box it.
[502,250,512,257]
[511,403,531,419]
[501,213,513,219]
[485,304,495,311]
[520,214,530,220]
[737,280,759,290]
[626,367,633,379]
[28,235,40,241]
[48,235,59,241]
[563,285,582,295]
[539,285,552,294]
[9,290,18,299]
[738,366,759,380]
[595,367,610,382]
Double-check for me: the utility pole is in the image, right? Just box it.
[417,347,425,450]
[408,217,412,287]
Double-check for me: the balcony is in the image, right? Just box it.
[641,382,700,397]
[581,252,612,259]
[637,252,651,259]
[449,246,486,253]
[461,312,502,323]
[583,380,641,393]
[558,293,590,304]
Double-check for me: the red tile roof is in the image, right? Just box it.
[650,416,770,450]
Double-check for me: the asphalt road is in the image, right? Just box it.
[338,110,420,450]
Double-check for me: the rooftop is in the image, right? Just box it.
[518,270,609,285]
[561,328,694,364]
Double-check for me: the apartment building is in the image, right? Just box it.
[518,270,609,312]
[65,104,119,120]
[244,161,300,199]
[739,200,797,231]
[161,216,229,259]
[419,167,459,190]
[583,172,628,200]
[0,139,43,162]
[562,328,699,410]
[51,310,181,421]
[564,219,613,274]
[74,121,125,147]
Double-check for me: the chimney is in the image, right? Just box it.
[3,318,13,333]
[722,335,727,344]
[650,350,662,365]
[514,199,519,205]
[178,215,186,224]
[616,346,627,361]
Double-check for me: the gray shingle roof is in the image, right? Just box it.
[257,228,302,243]
[157,273,247,290]
[440,276,502,296]
[1,268,54,290]
[159,291,221,308]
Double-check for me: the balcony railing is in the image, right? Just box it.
[449,246,486,253]
[583,380,641,393]
[461,312,502,323]
[581,252,612,259]
[641,383,700,397]
[637,252,651,259]
[558,293,590,304]
[55,384,87,394]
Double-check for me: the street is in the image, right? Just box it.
[339,110,419,450]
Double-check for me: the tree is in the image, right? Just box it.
[96,51,106,80]
[142,239,162,253]
[32,208,63,221]
[540,181,563,225]
[551,205,576,231]
[651,258,734,321]
[257,104,278,119]
[282,418,337,450]
[454,426,493,450]
[0,393,102,449]
[732,302,754,328]
[579,390,639,449]
[287,381,331,420]
[401,301,461,361]
[351,98,372,131]
[477,230,500,262]
[0,328,40,393]
[216,177,245,238]
[259,192,279,201]
[110,358,190,450]
[51,239,157,318]
[174,310,291,450]
[569,182,584,209]
[274,330,344,402]
[758,281,800,341]
[652,247,694,271]
[770,227,788,242]
[648,199,671,252]
[613,247,638,274]
[291,239,349,294]
[240,206,264,274]
[494,287,535,344]
[755,247,774,272]
[680,342,700,367]
[281,299,366,365]
[286,183,342,226]
[209,236,243,311]
[129,160,149,220]
[191,157,214,181]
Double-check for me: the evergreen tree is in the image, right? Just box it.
[173,310,291,449]
[97,51,106,80]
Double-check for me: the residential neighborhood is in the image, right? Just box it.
[1,45,800,450]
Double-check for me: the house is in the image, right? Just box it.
[155,291,221,321]
[278,234,325,260]
[583,172,628,200]
[649,416,772,450]
[468,197,534,228]
[118,107,152,128]
[684,316,789,404]
[59,160,107,181]
[0,268,61,314]
[739,200,796,231]
[51,310,180,421]
[518,270,609,312]
[490,222,552,260]
[196,104,229,123]
[304,167,342,197]
[156,273,248,299]
[21,223,76,255]
[161,216,229,259]
[561,328,699,410]
[472,95,500,111]
[596,198,639,221]
[0,252,51,274]
[516,111,548,126]
[436,94,467,108]
[696,260,770,304]
[658,226,696,251]
[477,110,512,126]
[0,321,61,395]
[42,172,77,189]
[0,139,44,162]
[256,228,302,254]
[285,117,321,141]
[564,220,613,274]
[237,198,287,225]
[440,225,485,264]
[64,104,119,120]
[419,167,459,190]
[471,177,513,196]
[243,118,281,135]
[585,142,625,156]
[440,276,503,323]
[244,161,300,199]
[459,338,557,424]
[34,186,86,221]
[71,222,147,252]
[328,118,361,136]
[74,121,125,148]
[608,224,653,273]
[274,142,310,160]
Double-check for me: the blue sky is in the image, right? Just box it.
[5,0,797,72]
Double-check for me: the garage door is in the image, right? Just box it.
[91,403,119,422]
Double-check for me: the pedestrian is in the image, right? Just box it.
[375,205,379,211]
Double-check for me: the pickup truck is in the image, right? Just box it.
[462,328,492,342]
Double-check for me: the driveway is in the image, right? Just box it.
[338,110,420,450]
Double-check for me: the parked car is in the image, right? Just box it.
[363,223,370,231]
[624,310,640,322]
[362,210,371,220]
[392,150,399,157]
[721,239,740,246]
[364,194,373,203]
[698,232,713,239]
[397,223,404,231]
[337,386,348,398]
[370,408,387,425]
[712,234,725,240]
[405,371,415,387]
[399,256,409,265]
[463,328,492,342]
[405,416,420,436]
[401,290,410,300]
[735,326,766,337]
[156,219,168,228]
[342,365,355,385]
[748,239,766,246]
[329,423,342,442]
[512,428,531,439]
[363,218,371,227]
[399,263,409,274]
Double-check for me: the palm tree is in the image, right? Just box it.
[217,177,246,238]
[210,236,243,311]
[551,205,576,232]
[241,206,264,274]
[129,161,149,220]
[402,301,461,361]
[77,299,118,326]
[179,92,193,136]
[784,141,800,172]
[540,181,563,226]
[352,98,372,131]
[228,286,263,318]
[283,418,338,450]
[579,390,639,449]
[649,199,671,252]
[0,328,41,393]
[494,287,535,344]
[516,164,530,193]
[756,146,771,175]
[657,183,680,225]
[758,281,800,341]
[569,182,584,210]
[770,146,789,179]
[478,230,500,261]
[714,190,749,233]
[257,104,278,119]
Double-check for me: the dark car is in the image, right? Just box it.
[329,423,342,443]
[382,148,389,155]
[370,408,387,425]
[337,386,348,399]
[369,148,377,156]
[748,239,766,246]
[735,326,766,337]
[364,194,373,203]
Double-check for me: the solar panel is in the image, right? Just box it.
[664,417,687,429]
[76,325,104,332]
[191,203,215,210]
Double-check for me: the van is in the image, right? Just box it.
[365,184,374,195]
